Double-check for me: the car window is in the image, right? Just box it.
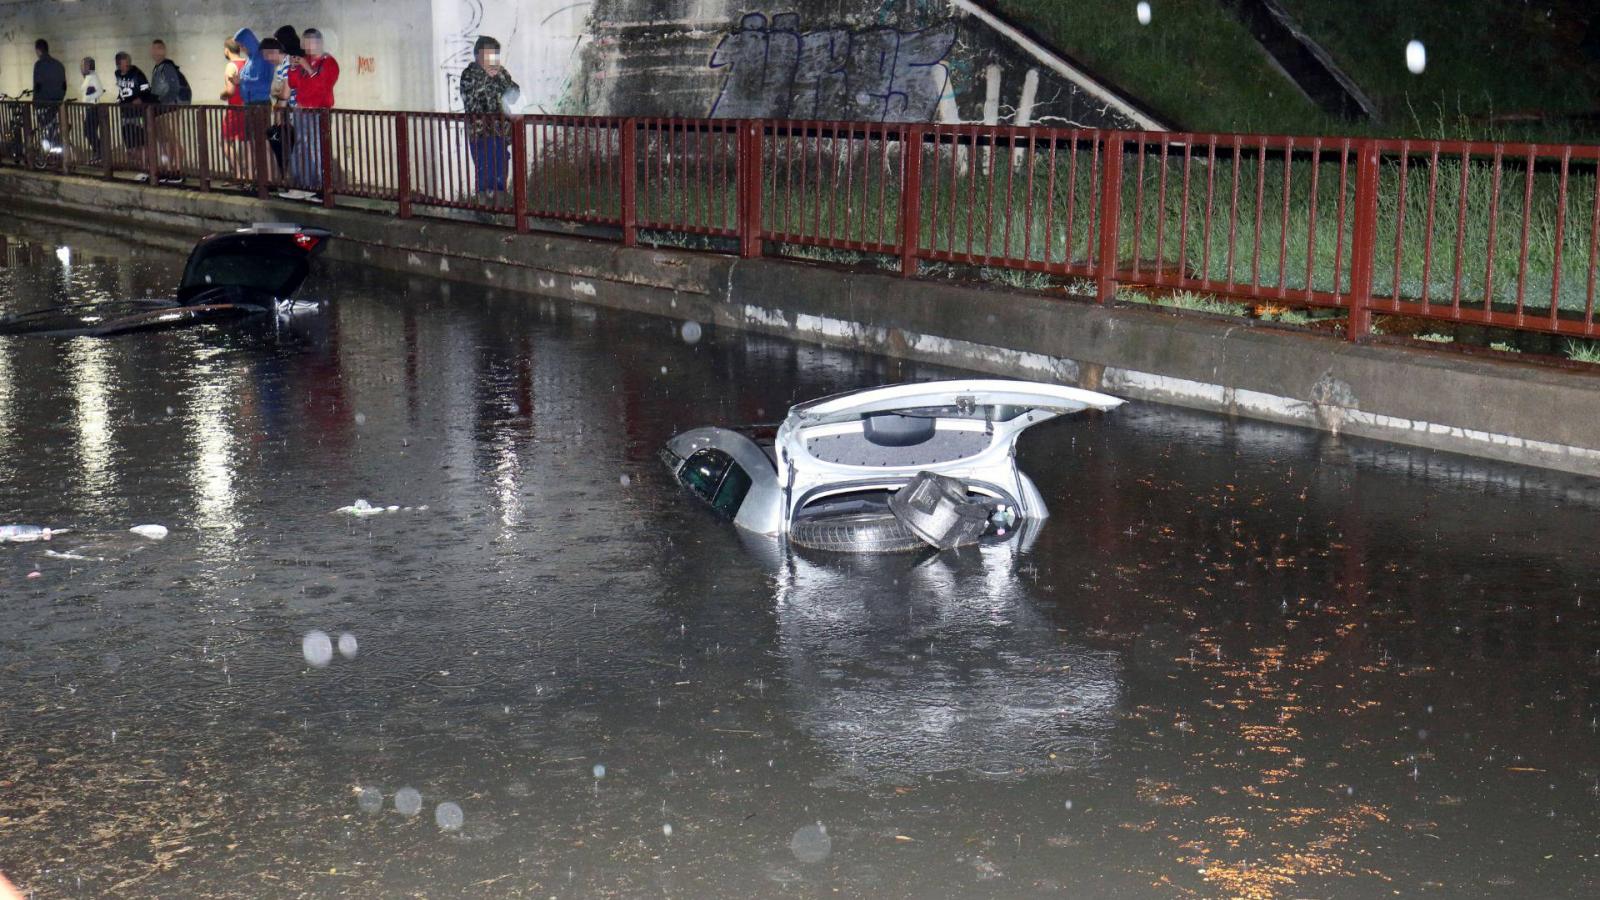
[712,462,752,516]
[680,449,731,502]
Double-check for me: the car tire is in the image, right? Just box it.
[789,510,930,554]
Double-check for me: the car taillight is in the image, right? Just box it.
[294,233,321,252]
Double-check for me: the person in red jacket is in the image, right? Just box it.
[283,27,339,198]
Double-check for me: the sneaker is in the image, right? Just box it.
[276,189,314,200]
[158,176,184,185]
[134,173,150,183]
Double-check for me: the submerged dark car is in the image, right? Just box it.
[0,224,331,337]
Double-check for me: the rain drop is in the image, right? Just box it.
[619,474,632,487]
[357,786,384,815]
[662,823,673,837]
[354,412,367,426]
[790,823,832,862]
[680,320,703,344]
[592,763,606,779]
[1136,2,1152,26]
[435,801,464,832]
[1405,39,1426,75]
[395,787,423,817]
[301,630,334,668]
[337,632,359,659]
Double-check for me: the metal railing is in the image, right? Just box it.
[5,101,1600,344]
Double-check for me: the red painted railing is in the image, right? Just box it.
[5,101,1600,344]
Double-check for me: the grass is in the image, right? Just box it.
[996,0,1600,143]
[992,0,1331,135]
[1566,339,1600,363]
[1121,288,1252,318]
[1275,0,1600,141]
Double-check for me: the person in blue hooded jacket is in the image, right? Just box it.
[233,28,273,106]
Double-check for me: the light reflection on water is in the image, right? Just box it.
[0,222,1598,898]
[67,338,116,507]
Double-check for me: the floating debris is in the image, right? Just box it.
[129,524,168,540]
[43,549,103,562]
[335,499,428,516]
[1,525,65,543]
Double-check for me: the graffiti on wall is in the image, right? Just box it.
[434,0,593,113]
[436,0,484,111]
[708,12,956,122]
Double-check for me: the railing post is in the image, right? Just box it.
[1096,130,1124,304]
[620,118,638,247]
[899,124,924,277]
[511,117,529,233]
[253,106,270,198]
[144,104,159,184]
[739,120,763,258]
[100,105,113,180]
[320,109,334,206]
[21,104,36,169]
[395,112,412,218]
[59,104,71,175]
[1346,138,1381,341]
[196,107,211,192]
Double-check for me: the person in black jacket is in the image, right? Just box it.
[32,39,67,146]
[113,51,152,174]
[32,39,67,102]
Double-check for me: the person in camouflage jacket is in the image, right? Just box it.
[459,35,520,195]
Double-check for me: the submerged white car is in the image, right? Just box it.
[662,379,1124,552]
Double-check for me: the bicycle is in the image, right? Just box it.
[0,90,32,165]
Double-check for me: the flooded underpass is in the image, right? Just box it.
[2,221,1599,899]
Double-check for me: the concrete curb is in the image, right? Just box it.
[5,169,1600,478]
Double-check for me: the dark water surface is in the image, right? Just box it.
[2,224,1599,898]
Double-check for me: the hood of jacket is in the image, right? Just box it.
[234,27,273,103]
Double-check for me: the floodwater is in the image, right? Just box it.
[2,221,1599,899]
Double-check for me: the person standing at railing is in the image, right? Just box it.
[459,35,520,202]
[113,51,153,178]
[232,28,273,185]
[148,39,192,185]
[261,36,294,183]
[80,57,107,164]
[32,39,66,153]
[220,38,249,180]
[284,27,338,200]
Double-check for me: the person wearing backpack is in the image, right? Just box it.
[148,39,191,184]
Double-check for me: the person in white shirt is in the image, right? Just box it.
[80,57,106,163]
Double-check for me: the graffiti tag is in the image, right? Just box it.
[708,12,955,122]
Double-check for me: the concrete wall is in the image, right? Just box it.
[0,0,432,111]
[1,0,1154,126]
[570,0,1149,126]
[4,167,1598,481]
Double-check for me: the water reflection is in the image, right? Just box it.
[755,530,1122,784]
[1,221,1598,898]
[184,351,243,545]
[67,337,117,509]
